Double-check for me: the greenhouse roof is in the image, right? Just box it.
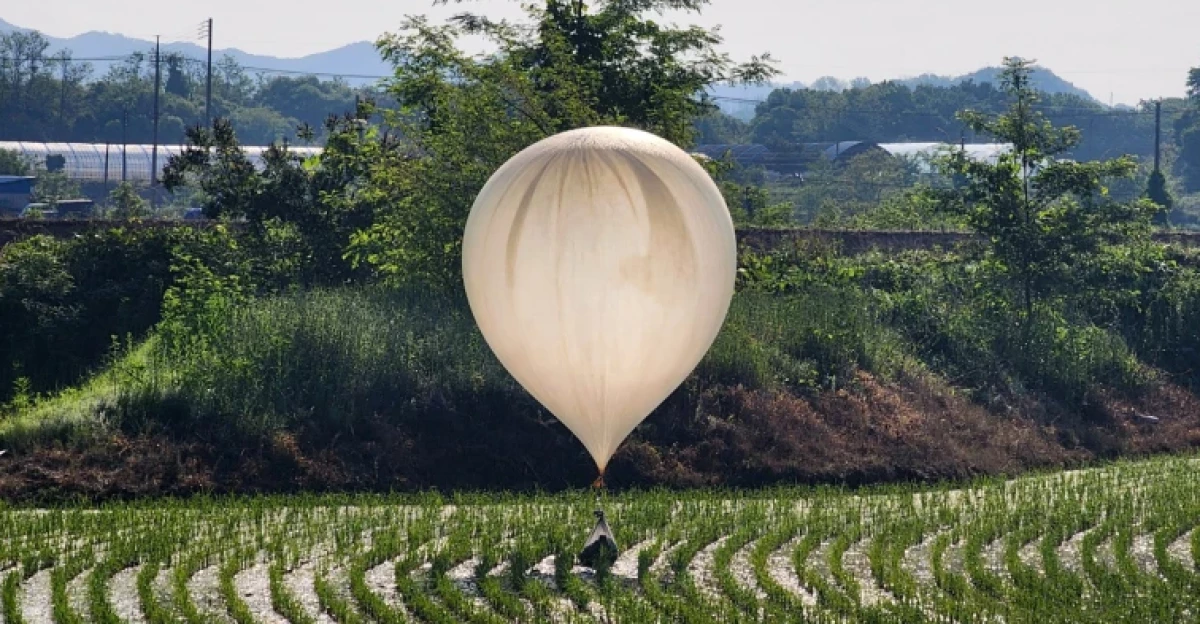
[0,142,323,183]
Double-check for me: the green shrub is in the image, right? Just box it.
[131,287,507,438]
[701,286,911,393]
[0,223,322,406]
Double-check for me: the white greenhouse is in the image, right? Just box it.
[0,142,323,184]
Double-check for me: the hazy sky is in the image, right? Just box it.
[7,0,1200,105]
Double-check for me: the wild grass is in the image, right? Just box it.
[1,283,922,447]
[0,257,1183,476]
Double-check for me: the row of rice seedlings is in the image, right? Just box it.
[398,513,469,624]
[87,537,143,624]
[49,544,95,624]
[217,545,259,624]
[430,514,508,624]
[268,561,317,624]
[314,567,367,624]
[711,523,764,621]
[593,493,674,622]
[960,494,1009,603]
[2,569,23,624]
[746,521,803,619]
[0,452,1197,622]
[631,503,720,623]
[667,501,747,623]
[866,510,929,621]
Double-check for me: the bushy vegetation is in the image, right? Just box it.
[3,231,1199,496]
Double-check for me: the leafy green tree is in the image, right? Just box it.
[254,76,358,132]
[1171,66,1200,192]
[0,148,30,175]
[724,183,793,227]
[1179,126,1200,193]
[162,114,378,284]
[749,78,1156,162]
[31,169,81,205]
[1145,170,1173,225]
[164,53,191,98]
[106,181,150,219]
[347,0,777,288]
[694,110,750,144]
[928,57,1160,325]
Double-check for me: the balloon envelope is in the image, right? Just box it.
[462,126,737,472]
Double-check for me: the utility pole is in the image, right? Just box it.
[151,36,162,194]
[121,108,128,182]
[203,18,213,127]
[1154,99,1162,173]
[59,52,68,131]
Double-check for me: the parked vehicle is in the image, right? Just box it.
[19,199,95,219]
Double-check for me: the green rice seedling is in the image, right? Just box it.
[49,546,93,624]
[135,558,173,624]
[395,553,460,624]
[2,569,23,624]
[314,568,368,624]
[87,550,137,624]
[171,549,210,624]
[553,540,593,613]
[218,547,258,624]
[1192,525,1199,570]
[268,561,317,624]
[1,453,1200,622]
[712,524,765,620]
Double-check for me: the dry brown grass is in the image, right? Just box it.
[3,373,1199,503]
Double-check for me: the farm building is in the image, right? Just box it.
[0,175,35,215]
[694,141,1012,174]
[833,141,1012,171]
[0,142,323,184]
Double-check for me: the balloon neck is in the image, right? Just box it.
[591,472,606,512]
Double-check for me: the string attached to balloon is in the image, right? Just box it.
[461,125,737,569]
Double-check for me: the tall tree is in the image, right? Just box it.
[1179,67,1200,192]
[928,57,1159,326]
[346,0,777,288]
[106,181,150,219]
[1145,170,1173,225]
[164,53,191,98]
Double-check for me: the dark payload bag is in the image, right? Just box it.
[578,509,619,569]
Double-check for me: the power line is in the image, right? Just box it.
[707,95,1161,116]
[0,52,1185,123]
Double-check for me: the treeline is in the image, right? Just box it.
[0,30,379,146]
[699,71,1200,192]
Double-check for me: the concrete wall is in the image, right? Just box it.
[0,192,30,216]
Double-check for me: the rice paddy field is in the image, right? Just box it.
[0,454,1198,624]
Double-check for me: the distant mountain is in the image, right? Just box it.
[709,66,1101,121]
[895,66,1098,102]
[0,18,392,85]
[2,19,1101,111]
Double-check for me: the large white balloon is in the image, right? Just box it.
[462,126,737,472]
